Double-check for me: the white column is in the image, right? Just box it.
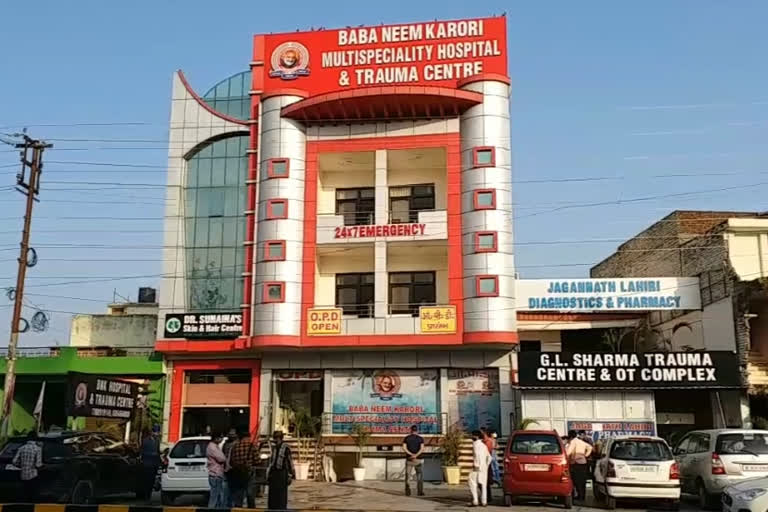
[374,150,388,319]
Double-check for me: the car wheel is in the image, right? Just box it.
[697,480,715,510]
[71,480,94,505]
[504,494,513,507]
[605,495,616,510]
[161,491,176,505]
[668,499,680,511]
[563,495,573,509]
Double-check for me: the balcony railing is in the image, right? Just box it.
[321,412,448,435]
[388,301,437,317]
[388,208,435,224]
[336,302,374,318]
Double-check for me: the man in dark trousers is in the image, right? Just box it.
[402,425,425,497]
[139,427,161,501]
[13,434,42,503]
[566,429,592,502]
[228,427,257,507]
[267,430,295,510]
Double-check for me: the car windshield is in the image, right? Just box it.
[717,433,768,455]
[610,440,672,461]
[510,434,562,454]
[170,440,209,458]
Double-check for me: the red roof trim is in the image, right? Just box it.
[177,70,248,126]
[261,88,310,101]
[457,73,511,88]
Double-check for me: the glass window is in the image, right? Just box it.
[389,184,435,224]
[474,147,495,167]
[169,439,209,459]
[335,273,374,318]
[675,436,691,455]
[716,433,768,455]
[475,190,495,209]
[267,199,287,219]
[478,276,498,296]
[610,440,673,461]
[201,71,252,122]
[265,241,285,261]
[269,159,289,178]
[388,271,436,316]
[476,232,497,252]
[335,188,374,226]
[264,283,284,303]
[510,433,562,454]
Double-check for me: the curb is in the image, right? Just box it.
[0,507,348,512]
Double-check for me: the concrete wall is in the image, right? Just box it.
[70,314,157,347]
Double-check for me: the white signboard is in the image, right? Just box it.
[516,278,701,311]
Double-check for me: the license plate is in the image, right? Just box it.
[743,464,768,472]
[524,464,550,472]
[178,466,202,472]
[630,465,657,473]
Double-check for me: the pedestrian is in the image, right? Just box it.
[480,428,495,504]
[246,435,265,507]
[402,424,424,497]
[207,432,229,508]
[228,427,257,507]
[566,429,592,502]
[469,430,491,507]
[489,430,501,487]
[13,433,42,503]
[223,427,237,457]
[267,431,294,510]
[139,427,161,501]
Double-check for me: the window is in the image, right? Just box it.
[716,433,768,455]
[687,433,710,454]
[201,71,251,121]
[674,436,691,455]
[474,231,498,253]
[263,282,285,303]
[700,269,727,306]
[610,439,673,461]
[267,158,289,178]
[263,240,286,261]
[389,184,435,224]
[476,275,499,297]
[335,273,374,318]
[389,271,436,316]
[472,146,495,168]
[336,188,374,226]
[473,189,496,210]
[169,439,209,459]
[266,199,288,219]
[510,433,562,454]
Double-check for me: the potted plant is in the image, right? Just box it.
[439,424,464,485]
[292,408,320,480]
[349,423,371,481]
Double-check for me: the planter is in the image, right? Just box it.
[294,462,310,481]
[442,466,461,485]
[352,466,366,481]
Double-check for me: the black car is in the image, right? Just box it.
[0,431,141,503]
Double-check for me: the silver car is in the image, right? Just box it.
[673,429,768,508]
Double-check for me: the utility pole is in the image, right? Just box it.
[0,135,51,438]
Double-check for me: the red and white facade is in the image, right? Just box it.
[156,17,519,450]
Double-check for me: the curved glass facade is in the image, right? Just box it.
[202,71,251,121]
[185,135,248,311]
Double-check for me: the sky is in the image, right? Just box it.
[0,0,766,346]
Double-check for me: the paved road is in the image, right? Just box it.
[114,481,708,512]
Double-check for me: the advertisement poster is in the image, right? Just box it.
[163,312,242,339]
[66,373,138,419]
[331,369,439,434]
[566,421,656,443]
[447,369,500,433]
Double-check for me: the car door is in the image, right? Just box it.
[595,439,613,485]
[690,433,711,489]
[101,435,139,495]
[674,435,693,492]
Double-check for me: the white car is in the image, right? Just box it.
[161,436,216,505]
[722,476,768,512]
[593,436,681,510]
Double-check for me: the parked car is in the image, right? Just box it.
[0,431,141,503]
[161,436,269,505]
[593,435,680,510]
[722,476,768,512]
[502,430,573,508]
[673,429,768,508]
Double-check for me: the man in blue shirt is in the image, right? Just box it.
[402,425,425,497]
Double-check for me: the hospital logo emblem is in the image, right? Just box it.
[370,370,402,401]
[269,42,310,81]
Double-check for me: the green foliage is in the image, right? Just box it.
[439,424,464,466]
[292,407,321,463]
[515,418,539,430]
[752,416,768,430]
[349,423,371,467]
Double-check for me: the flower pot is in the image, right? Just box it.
[294,461,310,481]
[352,466,366,481]
[442,465,461,485]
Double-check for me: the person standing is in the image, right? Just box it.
[139,428,161,501]
[402,425,424,497]
[13,434,42,503]
[267,430,295,511]
[566,429,592,502]
[480,428,495,504]
[469,430,491,507]
[228,427,257,507]
[207,432,229,508]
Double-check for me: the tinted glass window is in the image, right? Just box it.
[675,436,691,455]
[717,433,768,455]
[0,441,25,460]
[170,440,209,459]
[43,441,75,461]
[510,434,562,454]
[610,440,672,461]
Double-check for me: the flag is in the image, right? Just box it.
[33,381,45,430]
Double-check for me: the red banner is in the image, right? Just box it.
[256,17,507,96]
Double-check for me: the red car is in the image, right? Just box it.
[503,430,573,508]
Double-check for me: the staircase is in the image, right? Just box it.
[457,439,505,483]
